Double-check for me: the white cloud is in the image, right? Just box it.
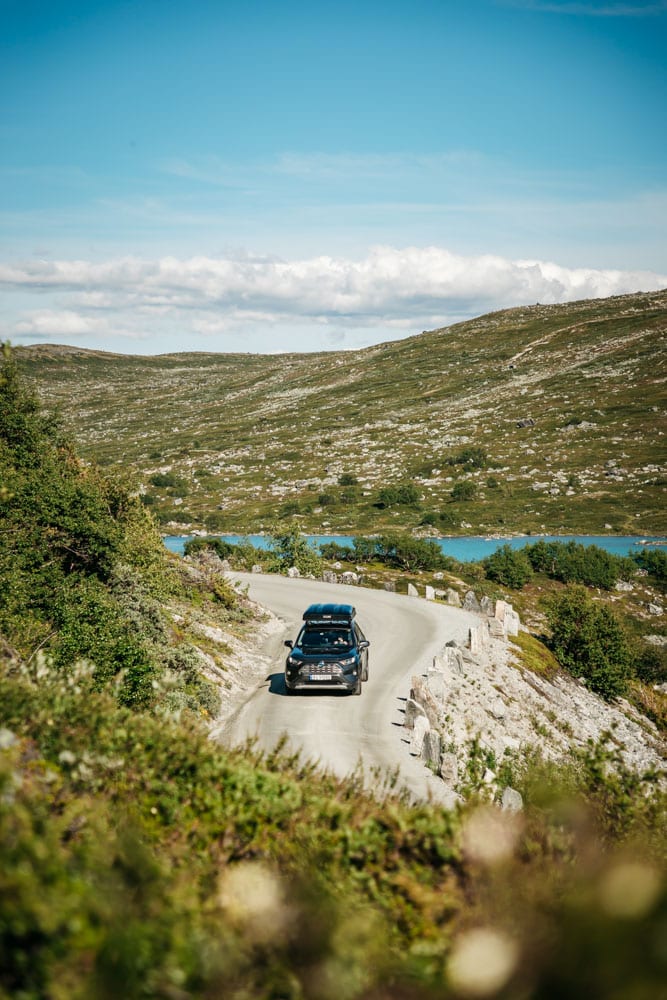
[3,246,665,351]
[12,308,146,342]
[15,310,107,337]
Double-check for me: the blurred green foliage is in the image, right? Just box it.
[1,656,665,999]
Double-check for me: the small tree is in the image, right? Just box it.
[269,524,322,577]
[546,585,632,699]
[376,533,446,572]
[633,548,667,584]
[376,483,421,508]
[451,481,476,502]
[483,544,533,589]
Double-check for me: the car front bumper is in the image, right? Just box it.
[285,662,360,693]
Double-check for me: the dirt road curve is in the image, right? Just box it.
[218,574,477,803]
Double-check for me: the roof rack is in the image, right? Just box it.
[302,603,356,624]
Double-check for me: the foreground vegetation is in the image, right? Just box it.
[16,289,667,536]
[2,655,666,1000]
[2,347,667,997]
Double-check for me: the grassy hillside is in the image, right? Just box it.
[17,289,667,537]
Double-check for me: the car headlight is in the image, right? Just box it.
[338,656,357,668]
[286,656,300,667]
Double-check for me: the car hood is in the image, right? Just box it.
[291,649,354,661]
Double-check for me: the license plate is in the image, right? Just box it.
[310,674,332,682]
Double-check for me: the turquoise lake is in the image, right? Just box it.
[163,533,666,563]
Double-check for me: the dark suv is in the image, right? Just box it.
[284,603,370,695]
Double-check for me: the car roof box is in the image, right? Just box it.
[303,603,356,624]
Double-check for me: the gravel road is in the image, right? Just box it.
[218,574,478,803]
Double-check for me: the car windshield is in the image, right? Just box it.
[298,628,353,652]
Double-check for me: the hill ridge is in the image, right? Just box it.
[17,289,667,536]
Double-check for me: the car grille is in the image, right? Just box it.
[300,663,343,677]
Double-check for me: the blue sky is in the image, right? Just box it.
[1,0,666,353]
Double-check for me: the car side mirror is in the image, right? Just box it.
[358,640,369,649]
[284,640,293,649]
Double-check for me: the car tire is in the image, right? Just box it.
[362,662,369,682]
[284,678,295,695]
[353,677,362,696]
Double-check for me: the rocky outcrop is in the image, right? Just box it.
[402,598,665,799]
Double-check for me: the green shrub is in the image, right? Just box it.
[319,541,354,562]
[0,345,229,717]
[446,447,488,469]
[635,645,667,685]
[483,544,534,589]
[450,480,476,501]
[339,486,360,504]
[376,533,447,572]
[527,540,635,590]
[269,524,322,576]
[183,536,235,560]
[280,499,302,516]
[2,662,665,1000]
[351,537,379,563]
[148,471,180,488]
[338,473,358,486]
[546,585,632,699]
[633,548,667,585]
[376,483,420,508]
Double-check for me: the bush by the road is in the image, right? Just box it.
[483,544,534,589]
[546,584,633,699]
[633,547,667,585]
[527,539,635,590]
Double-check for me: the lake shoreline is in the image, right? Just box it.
[163,531,667,563]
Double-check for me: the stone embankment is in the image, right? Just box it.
[401,595,665,804]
